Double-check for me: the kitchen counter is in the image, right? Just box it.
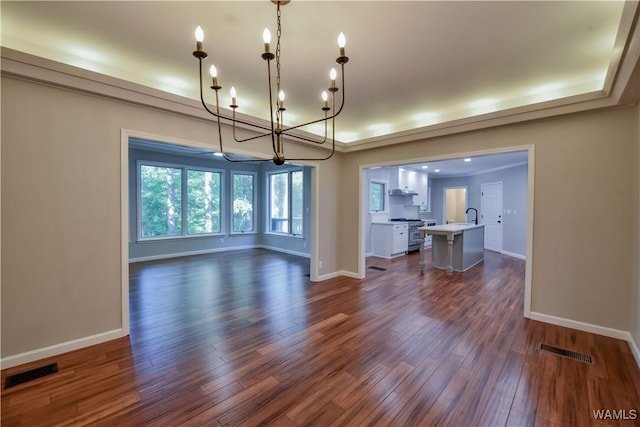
[418,223,485,275]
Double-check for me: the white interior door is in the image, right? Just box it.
[481,182,503,252]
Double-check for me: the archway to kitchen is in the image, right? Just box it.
[359,146,534,316]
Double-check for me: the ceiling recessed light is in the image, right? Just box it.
[213,152,224,157]
[464,158,472,162]
[421,165,428,169]
[434,169,440,172]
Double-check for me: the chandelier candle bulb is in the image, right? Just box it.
[322,91,329,110]
[209,65,219,88]
[329,68,338,92]
[230,86,237,108]
[278,90,285,111]
[195,26,204,52]
[263,28,271,53]
[338,32,346,57]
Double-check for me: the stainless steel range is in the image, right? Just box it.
[391,218,425,252]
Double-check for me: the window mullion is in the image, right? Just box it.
[288,171,293,234]
[181,167,188,236]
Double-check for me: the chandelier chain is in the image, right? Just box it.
[276,3,282,125]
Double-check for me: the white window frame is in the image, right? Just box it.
[369,179,388,213]
[186,166,225,236]
[230,170,257,235]
[136,160,225,241]
[266,168,304,237]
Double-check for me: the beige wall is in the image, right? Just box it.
[1,74,342,358]
[632,101,640,350]
[340,106,638,332]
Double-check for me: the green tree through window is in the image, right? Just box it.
[187,170,221,234]
[140,165,182,238]
[370,181,386,212]
[232,173,254,232]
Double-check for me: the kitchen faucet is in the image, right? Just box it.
[465,207,478,225]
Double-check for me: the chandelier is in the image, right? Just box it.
[192,0,349,165]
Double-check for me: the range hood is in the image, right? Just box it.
[389,188,418,196]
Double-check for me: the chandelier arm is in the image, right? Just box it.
[230,108,274,143]
[281,111,336,162]
[279,63,346,134]
[197,58,273,133]
[277,132,328,145]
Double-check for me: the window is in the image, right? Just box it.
[140,164,182,238]
[291,170,303,235]
[268,169,304,236]
[232,172,255,233]
[187,169,221,235]
[138,162,224,240]
[369,180,386,212]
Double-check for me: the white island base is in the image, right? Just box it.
[419,224,485,276]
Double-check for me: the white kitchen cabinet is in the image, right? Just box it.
[413,172,429,208]
[396,168,429,208]
[372,223,408,259]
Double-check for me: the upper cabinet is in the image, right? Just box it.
[397,167,429,208]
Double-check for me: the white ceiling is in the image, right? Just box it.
[396,150,529,178]
[2,0,636,147]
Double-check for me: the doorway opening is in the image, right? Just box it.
[359,146,533,317]
[120,129,321,336]
[443,187,468,224]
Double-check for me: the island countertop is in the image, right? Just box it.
[418,223,484,234]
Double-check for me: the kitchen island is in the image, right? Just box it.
[418,223,485,276]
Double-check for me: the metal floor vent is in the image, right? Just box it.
[368,266,387,271]
[4,362,59,389]
[538,343,593,364]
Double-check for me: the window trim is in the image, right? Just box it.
[230,170,257,235]
[369,179,388,213]
[136,160,225,241]
[266,168,304,237]
[186,166,225,236]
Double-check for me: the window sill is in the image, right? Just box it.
[137,233,225,243]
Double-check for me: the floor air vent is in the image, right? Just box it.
[4,362,59,389]
[368,266,387,271]
[538,343,593,364]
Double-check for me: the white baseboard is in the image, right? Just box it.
[529,312,640,369]
[501,250,526,260]
[313,270,363,282]
[628,334,640,369]
[258,245,310,259]
[1,329,125,370]
[130,245,309,263]
[529,312,630,340]
[130,246,254,263]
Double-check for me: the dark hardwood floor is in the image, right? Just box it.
[2,249,640,426]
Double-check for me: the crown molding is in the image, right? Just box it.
[0,47,344,153]
[3,6,639,156]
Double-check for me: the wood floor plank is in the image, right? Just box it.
[2,248,639,426]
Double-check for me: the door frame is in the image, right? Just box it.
[120,128,321,337]
[358,145,534,319]
[442,186,468,224]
